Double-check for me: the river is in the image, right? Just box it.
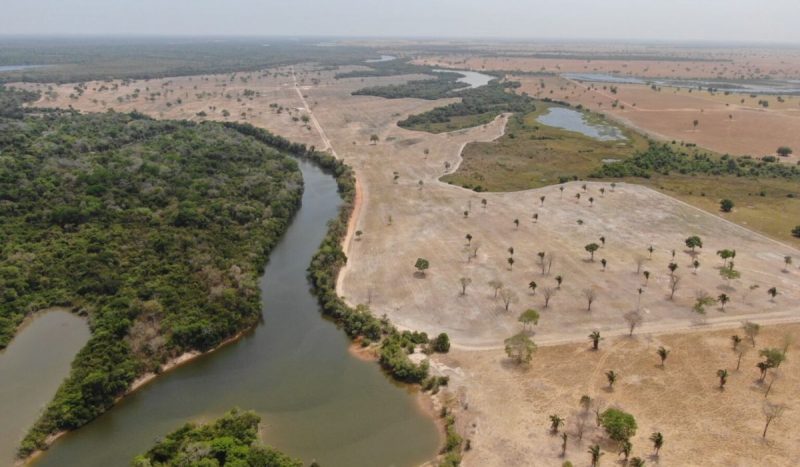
[0,311,90,465]
[25,159,439,466]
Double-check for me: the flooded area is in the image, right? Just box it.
[537,106,626,141]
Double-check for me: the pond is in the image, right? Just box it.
[0,310,90,464]
[32,159,440,467]
[537,107,627,141]
[365,55,397,63]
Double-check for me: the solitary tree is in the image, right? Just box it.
[540,195,546,206]
[762,401,786,439]
[720,199,734,213]
[718,293,730,311]
[481,198,487,209]
[643,270,651,285]
[650,432,664,456]
[767,287,778,301]
[669,275,681,300]
[624,310,643,336]
[528,280,538,295]
[585,243,600,261]
[519,308,540,330]
[504,332,536,364]
[692,259,700,273]
[465,233,473,245]
[717,369,728,389]
[488,279,503,298]
[370,134,379,144]
[414,258,430,276]
[507,256,515,271]
[606,370,618,389]
[647,245,654,259]
[600,407,636,441]
[784,255,793,271]
[514,218,520,229]
[668,262,678,277]
[589,330,602,350]
[555,275,564,289]
[550,414,564,433]
[588,444,603,467]
[776,146,793,157]
[743,321,760,347]
[657,346,670,367]
[541,286,556,308]
[499,288,518,311]
[685,235,703,252]
[583,288,598,311]
[600,258,607,271]
[459,277,472,296]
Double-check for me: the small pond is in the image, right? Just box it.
[537,107,626,141]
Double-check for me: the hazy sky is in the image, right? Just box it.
[2,0,799,43]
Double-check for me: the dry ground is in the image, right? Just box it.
[438,324,800,467]
[517,74,800,158]
[414,45,800,80]
[16,63,800,466]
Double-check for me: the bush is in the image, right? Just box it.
[432,333,451,353]
[600,408,637,442]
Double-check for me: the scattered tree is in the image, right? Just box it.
[624,310,643,336]
[519,308,540,330]
[504,332,536,364]
[414,258,430,276]
[717,369,728,389]
[583,288,598,311]
[550,414,564,433]
[542,287,556,308]
[528,280,538,295]
[685,235,703,252]
[606,370,618,389]
[743,321,760,347]
[585,243,600,261]
[718,293,730,311]
[767,287,778,301]
[459,277,472,296]
[720,199,734,213]
[657,346,670,367]
[488,279,503,298]
[650,432,664,456]
[499,288,518,311]
[589,330,602,350]
[669,275,681,300]
[555,275,563,289]
[600,407,637,441]
[761,401,786,439]
[588,444,603,467]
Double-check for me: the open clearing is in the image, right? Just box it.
[16,61,800,466]
[441,323,800,467]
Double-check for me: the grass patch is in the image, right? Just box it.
[442,102,648,191]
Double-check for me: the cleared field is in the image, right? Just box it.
[517,74,800,160]
[441,323,800,466]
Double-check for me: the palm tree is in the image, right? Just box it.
[589,331,602,350]
[767,287,778,301]
[618,440,632,462]
[549,414,564,433]
[465,233,472,245]
[650,432,664,456]
[643,270,650,285]
[588,444,603,467]
[630,457,646,467]
[555,275,563,289]
[528,281,538,295]
[718,293,730,311]
[657,346,670,367]
[731,334,742,351]
[647,245,654,259]
[508,257,515,271]
[717,369,728,389]
[606,370,617,389]
[540,195,546,206]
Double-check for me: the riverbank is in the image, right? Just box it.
[17,324,257,465]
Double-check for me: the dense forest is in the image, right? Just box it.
[592,142,800,180]
[132,409,301,467]
[0,87,306,455]
[0,38,375,83]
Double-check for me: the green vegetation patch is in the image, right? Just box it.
[132,409,301,467]
[442,102,647,191]
[0,99,304,455]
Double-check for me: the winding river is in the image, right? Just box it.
[0,311,89,465]
[28,160,439,466]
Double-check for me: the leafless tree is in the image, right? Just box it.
[583,288,598,311]
[764,369,782,398]
[542,287,556,308]
[459,277,472,296]
[499,288,518,312]
[624,310,643,336]
[488,279,503,299]
[546,253,555,274]
[762,401,787,439]
[669,275,681,300]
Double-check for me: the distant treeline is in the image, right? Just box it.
[1,93,306,455]
[0,37,376,83]
[592,142,800,180]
